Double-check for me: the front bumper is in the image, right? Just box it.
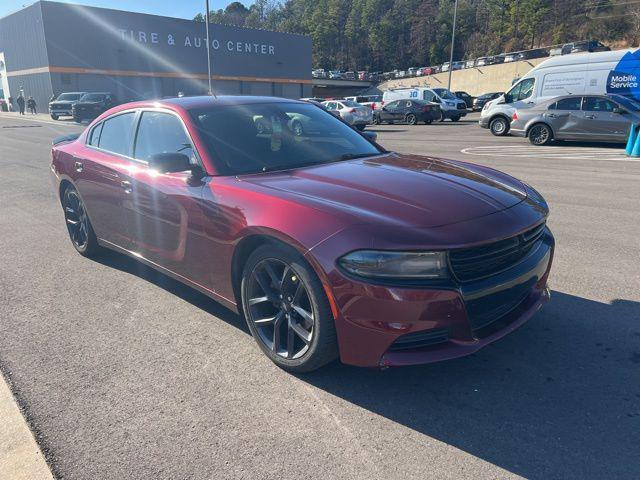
[310,225,554,368]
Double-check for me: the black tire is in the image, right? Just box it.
[405,113,417,125]
[450,115,461,122]
[439,111,446,122]
[489,116,509,136]
[528,123,553,145]
[50,113,59,120]
[355,124,365,131]
[73,115,82,123]
[241,243,338,373]
[425,119,432,125]
[62,185,100,257]
[372,115,380,125]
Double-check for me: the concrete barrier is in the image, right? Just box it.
[379,58,547,97]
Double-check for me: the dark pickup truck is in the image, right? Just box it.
[49,92,86,120]
[72,92,119,122]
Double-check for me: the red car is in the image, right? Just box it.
[51,96,554,372]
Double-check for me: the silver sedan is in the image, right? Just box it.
[510,94,640,145]
[322,99,373,130]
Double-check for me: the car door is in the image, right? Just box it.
[581,96,630,141]
[544,97,584,140]
[126,109,209,285]
[76,110,138,249]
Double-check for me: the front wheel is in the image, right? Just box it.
[62,185,101,257]
[241,243,338,373]
[425,119,432,125]
[50,113,59,120]
[372,115,380,125]
[528,123,553,145]
[489,116,509,136]
[450,115,461,122]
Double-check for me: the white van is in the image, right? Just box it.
[382,87,467,121]
[480,48,640,134]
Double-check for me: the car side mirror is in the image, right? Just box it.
[613,107,627,114]
[362,130,378,142]
[149,153,203,178]
[503,94,512,104]
[432,98,441,103]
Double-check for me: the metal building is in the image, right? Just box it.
[0,1,313,110]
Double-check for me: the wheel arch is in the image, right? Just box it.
[58,178,74,205]
[490,113,511,125]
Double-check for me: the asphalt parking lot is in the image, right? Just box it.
[0,111,639,480]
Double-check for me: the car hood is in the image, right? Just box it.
[74,101,102,107]
[242,153,527,228]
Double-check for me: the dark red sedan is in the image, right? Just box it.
[51,96,554,372]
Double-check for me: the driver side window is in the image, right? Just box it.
[134,111,195,163]
[507,78,535,101]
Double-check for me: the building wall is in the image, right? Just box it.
[0,2,52,108]
[380,58,548,97]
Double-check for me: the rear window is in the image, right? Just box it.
[97,112,136,156]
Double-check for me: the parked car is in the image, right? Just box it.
[51,95,554,372]
[479,78,535,136]
[372,99,440,125]
[300,97,325,103]
[322,99,372,129]
[475,57,488,67]
[441,62,450,72]
[510,94,638,145]
[49,92,87,120]
[345,95,383,110]
[452,61,465,70]
[312,69,327,78]
[383,87,467,121]
[569,40,610,54]
[344,71,357,80]
[407,67,420,77]
[473,92,503,111]
[328,70,342,79]
[72,92,118,122]
[455,91,474,109]
[464,60,475,69]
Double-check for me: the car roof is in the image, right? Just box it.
[160,95,302,109]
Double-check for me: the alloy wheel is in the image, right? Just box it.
[64,190,89,250]
[529,124,551,145]
[245,258,315,359]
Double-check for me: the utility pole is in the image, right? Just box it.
[447,0,458,91]
[205,0,213,96]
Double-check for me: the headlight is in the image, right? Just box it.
[338,250,448,279]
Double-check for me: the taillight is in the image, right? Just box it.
[370,104,375,110]
[512,111,518,121]
[348,108,356,113]
[423,106,430,112]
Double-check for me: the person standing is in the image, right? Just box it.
[16,94,25,115]
[7,96,14,112]
[27,96,36,114]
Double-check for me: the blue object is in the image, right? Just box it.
[632,124,640,157]
[626,124,637,155]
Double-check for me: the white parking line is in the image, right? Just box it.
[461,145,640,162]
[0,113,80,128]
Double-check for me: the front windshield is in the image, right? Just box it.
[57,93,82,101]
[612,95,640,111]
[432,88,456,100]
[341,100,360,107]
[190,102,382,175]
[80,94,105,102]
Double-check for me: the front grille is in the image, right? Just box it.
[449,223,546,283]
[388,329,450,352]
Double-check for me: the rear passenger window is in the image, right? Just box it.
[88,123,103,147]
[98,112,136,156]
[550,97,582,111]
[134,111,194,162]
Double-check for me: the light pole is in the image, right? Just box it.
[205,0,213,96]
[447,0,458,91]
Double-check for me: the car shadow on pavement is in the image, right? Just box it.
[92,249,248,334]
[299,291,640,480]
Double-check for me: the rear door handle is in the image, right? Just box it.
[74,161,83,172]
[120,180,132,194]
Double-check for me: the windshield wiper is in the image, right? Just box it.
[255,153,384,174]
[334,152,384,161]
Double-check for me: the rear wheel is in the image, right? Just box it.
[528,123,553,145]
[62,185,100,257]
[372,115,380,125]
[425,119,432,125]
[405,113,417,125]
[241,243,338,373]
[439,111,446,122]
[450,115,461,122]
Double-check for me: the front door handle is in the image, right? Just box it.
[584,114,596,119]
[74,161,83,172]
[120,180,132,194]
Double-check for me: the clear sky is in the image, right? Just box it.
[0,0,252,20]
